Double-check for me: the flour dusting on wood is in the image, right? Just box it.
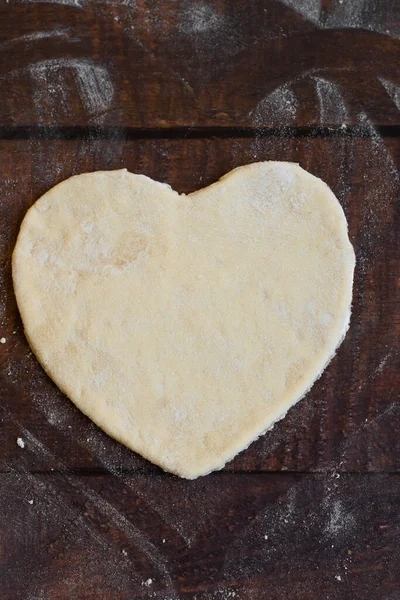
[379,77,400,112]
[29,58,114,119]
[251,83,298,127]
[277,0,400,38]
[312,77,348,124]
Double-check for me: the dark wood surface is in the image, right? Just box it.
[0,2,399,599]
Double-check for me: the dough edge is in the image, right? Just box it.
[12,162,355,479]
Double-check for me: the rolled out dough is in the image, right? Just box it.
[13,162,355,478]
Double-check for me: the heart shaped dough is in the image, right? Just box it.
[13,162,355,478]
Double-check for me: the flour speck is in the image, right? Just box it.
[251,83,298,127]
[16,437,25,448]
[379,77,400,112]
[179,2,224,35]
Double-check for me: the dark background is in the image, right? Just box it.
[0,1,399,599]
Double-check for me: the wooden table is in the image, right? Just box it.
[0,2,399,598]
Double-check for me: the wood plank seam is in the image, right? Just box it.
[0,125,399,140]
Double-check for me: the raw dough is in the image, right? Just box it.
[13,162,355,478]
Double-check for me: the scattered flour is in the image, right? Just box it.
[195,589,237,599]
[312,76,348,123]
[29,58,114,118]
[179,2,224,35]
[2,409,178,598]
[379,77,400,112]
[22,0,83,5]
[277,0,321,24]
[277,0,400,38]
[374,350,395,376]
[324,499,356,536]
[251,83,298,127]
[0,5,397,599]
[355,112,399,275]
[323,1,400,38]
[0,29,73,51]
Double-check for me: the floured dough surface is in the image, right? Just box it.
[13,162,355,478]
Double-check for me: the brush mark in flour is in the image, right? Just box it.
[1,407,177,598]
[355,112,399,275]
[277,0,321,25]
[249,68,350,130]
[312,76,348,123]
[4,349,202,546]
[379,77,400,112]
[278,0,400,39]
[31,58,114,116]
[0,29,75,51]
[374,350,396,376]
[250,83,298,127]
[0,59,114,120]
[221,474,364,589]
[178,2,226,36]
[3,467,157,599]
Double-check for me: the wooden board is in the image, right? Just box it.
[0,1,399,599]
[0,472,398,600]
[1,137,399,475]
[0,1,399,127]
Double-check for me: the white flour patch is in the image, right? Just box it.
[22,0,83,5]
[324,499,356,537]
[323,1,400,38]
[176,0,244,81]
[312,77,348,123]
[278,0,400,38]
[0,58,114,122]
[379,77,400,112]
[374,350,395,376]
[179,2,225,35]
[251,83,298,127]
[16,437,25,449]
[0,29,73,51]
[277,0,321,24]
[29,58,114,118]
[195,589,237,599]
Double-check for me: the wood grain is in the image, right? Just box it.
[1,136,399,475]
[0,1,399,598]
[0,471,398,600]
[0,1,399,127]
